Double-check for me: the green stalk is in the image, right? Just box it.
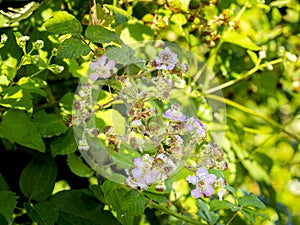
[148,201,204,225]
[205,58,283,94]
[206,94,300,143]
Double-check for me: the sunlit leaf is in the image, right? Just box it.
[57,37,91,59]
[210,200,239,211]
[238,193,266,209]
[33,110,68,138]
[222,31,261,51]
[0,86,32,111]
[44,11,82,35]
[85,25,119,44]
[17,77,47,96]
[0,2,40,25]
[105,5,129,27]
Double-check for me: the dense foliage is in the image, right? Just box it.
[0,0,299,225]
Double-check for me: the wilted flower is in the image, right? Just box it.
[89,55,115,80]
[181,62,189,73]
[186,167,216,198]
[155,47,178,70]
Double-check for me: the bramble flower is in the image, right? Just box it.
[125,153,177,190]
[89,55,115,80]
[187,117,205,135]
[186,167,216,198]
[163,104,186,122]
[155,47,178,70]
[126,154,158,189]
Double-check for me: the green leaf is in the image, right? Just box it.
[44,11,82,35]
[247,50,259,65]
[104,5,129,27]
[144,192,168,203]
[0,86,32,111]
[210,200,239,211]
[222,31,261,51]
[50,129,77,156]
[33,110,68,138]
[89,185,105,203]
[0,191,18,225]
[67,154,94,177]
[102,180,136,225]
[19,157,57,201]
[196,199,212,222]
[0,110,45,152]
[60,92,74,114]
[105,45,141,65]
[57,38,91,59]
[50,190,119,225]
[0,2,40,24]
[85,26,119,44]
[17,77,47,97]
[238,193,266,209]
[120,190,146,216]
[24,201,58,225]
[0,173,9,191]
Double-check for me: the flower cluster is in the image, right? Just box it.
[74,47,227,201]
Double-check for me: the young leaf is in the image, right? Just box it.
[33,110,68,138]
[0,110,45,152]
[24,201,58,225]
[120,190,146,216]
[44,11,82,35]
[67,153,94,177]
[0,191,18,225]
[57,37,91,58]
[222,31,261,51]
[238,193,266,209]
[85,25,119,44]
[50,129,77,156]
[19,157,57,201]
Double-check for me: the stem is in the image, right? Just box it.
[206,94,300,143]
[225,206,242,225]
[44,85,60,114]
[148,201,204,225]
[205,58,283,94]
